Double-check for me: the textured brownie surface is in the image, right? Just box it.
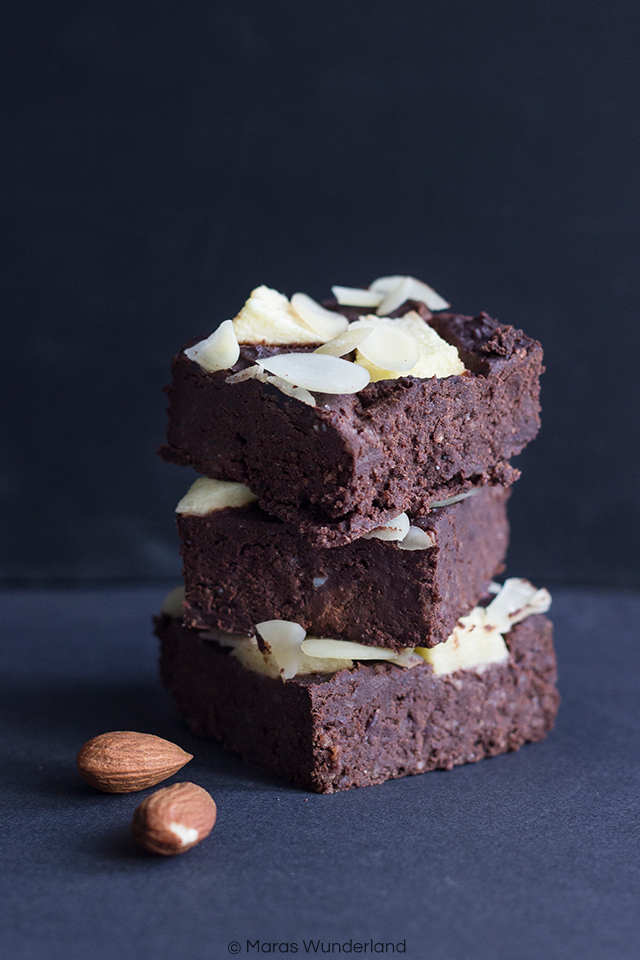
[178,485,510,650]
[157,612,559,793]
[159,308,542,547]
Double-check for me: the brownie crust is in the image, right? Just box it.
[177,485,510,650]
[157,612,559,794]
[159,310,542,547]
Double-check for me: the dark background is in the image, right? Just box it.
[3,10,640,958]
[3,0,639,586]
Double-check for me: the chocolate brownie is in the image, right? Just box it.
[156,612,559,794]
[177,484,510,650]
[159,308,542,547]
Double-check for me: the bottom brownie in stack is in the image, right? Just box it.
[156,579,558,793]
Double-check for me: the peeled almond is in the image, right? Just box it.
[349,318,419,372]
[314,327,373,357]
[184,320,240,372]
[331,286,385,307]
[259,353,370,394]
[291,293,349,341]
[361,513,411,542]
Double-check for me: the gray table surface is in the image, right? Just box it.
[1,585,639,960]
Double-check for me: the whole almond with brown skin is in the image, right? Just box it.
[131,782,217,855]
[76,731,193,793]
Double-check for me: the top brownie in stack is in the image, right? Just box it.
[160,279,543,547]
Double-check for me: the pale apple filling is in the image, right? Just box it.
[162,579,551,682]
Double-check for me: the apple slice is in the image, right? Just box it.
[233,286,322,345]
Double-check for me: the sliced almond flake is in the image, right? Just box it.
[265,375,316,407]
[331,286,385,307]
[259,352,370,394]
[160,585,186,618]
[225,364,268,384]
[361,513,410,542]
[176,477,258,515]
[199,629,282,679]
[484,578,552,635]
[253,620,354,679]
[301,638,399,661]
[392,648,427,668]
[369,275,406,294]
[256,619,306,679]
[256,619,306,647]
[398,526,435,551]
[296,653,355,675]
[349,317,419,372]
[225,367,253,384]
[291,292,349,341]
[184,320,240,372]
[314,326,373,357]
[375,277,414,316]
[429,488,480,509]
[405,277,450,311]
[373,276,451,314]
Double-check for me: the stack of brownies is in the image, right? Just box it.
[155,276,559,793]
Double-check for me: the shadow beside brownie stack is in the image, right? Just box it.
[155,276,559,793]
